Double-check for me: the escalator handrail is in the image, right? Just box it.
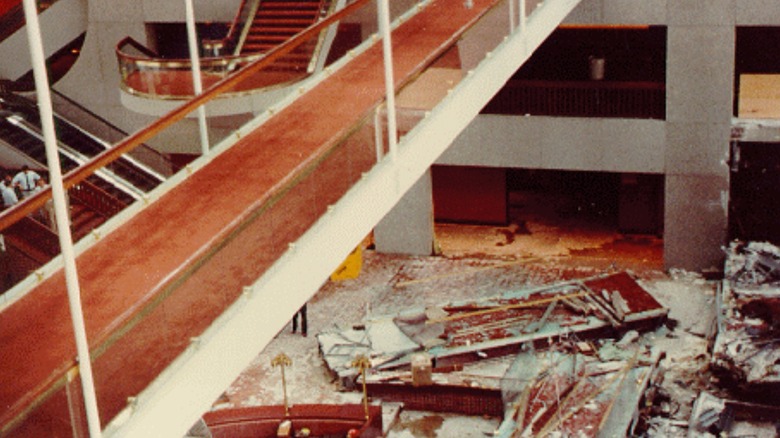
[2,91,168,189]
[0,0,373,233]
[5,115,144,200]
[50,89,173,178]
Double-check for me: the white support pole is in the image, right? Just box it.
[185,0,210,155]
[509,0,516,32]
[374,105,385,162]
[519,0,527,33]
[20,0,102,436]
[377,0,398,161]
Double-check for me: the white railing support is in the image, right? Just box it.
[185,0,210,155]
[374,105,385,162]
[377,0,398,161]
[519,0,527,33]
[21,0,102,436]
[509,0,516,32]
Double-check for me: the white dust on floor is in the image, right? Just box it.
[216,223,720,437]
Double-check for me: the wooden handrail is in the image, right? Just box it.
[115,36,160,59]
[0,0,372,232]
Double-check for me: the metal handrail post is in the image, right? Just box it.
[377,0,398,161]
[509,0,516,32]
[519,0,527,33]
[21,0,102,436]
[185,0,210,155]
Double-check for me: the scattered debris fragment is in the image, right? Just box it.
[495,341,664,437]
[713,241,780,397]
[688,391,780,437]
[317,272,668,389]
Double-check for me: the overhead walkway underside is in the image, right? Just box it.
[0,0,580,436]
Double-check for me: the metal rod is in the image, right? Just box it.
[21,0,102,435]
[509,0,516,32]
[185,0,210,154]
[377,0,398,161]
[374,105,385,162]
[519,0,527,33]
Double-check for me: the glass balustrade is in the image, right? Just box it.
[0,0,563,435]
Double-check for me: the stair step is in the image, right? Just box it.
[255,18,313,26]
[70,210,104,238]
[257,10,318,17]
[4,234,54,264]
[246,35,297,43]
[242,44,312,58]
[263,3,320,10]
[248,26,306,34]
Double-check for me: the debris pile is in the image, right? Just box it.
[317,272,668,389]
[495,338,663,437]
[713,241,780,395]
[688,392,780,437]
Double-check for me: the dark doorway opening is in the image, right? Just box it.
[432,167,664,236]
[729,141,780,243]
[508,169,664,236]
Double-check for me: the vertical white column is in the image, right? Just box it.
[185,0,210,155]
[374,106,385,162]
[509,0,516,32]
[377,0,398,161]
[519,0,527,34]
[20,0,102,436]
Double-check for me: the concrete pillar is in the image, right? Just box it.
[663,2,734,271]
[374,170,436,255]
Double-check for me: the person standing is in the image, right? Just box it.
[291,303,308,337]
[11,165,41,199]
[1,174,18,209]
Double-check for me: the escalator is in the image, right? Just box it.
[0,92,167,284]
[0,92,165,200]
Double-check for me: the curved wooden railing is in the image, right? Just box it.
[116,0,339,99]
[0,0,372,234]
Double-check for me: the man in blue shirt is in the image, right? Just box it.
[11,165,41,199]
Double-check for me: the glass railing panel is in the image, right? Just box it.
[0,0,552,435]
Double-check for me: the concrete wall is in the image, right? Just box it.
[374,170,436,256]
[441,116,665,174]
[383,0,755,270]
[662,1,734,270]
[0,0,88,81]
[53,0,242,155]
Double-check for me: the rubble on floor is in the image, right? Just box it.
[216,239,780,437]
[688,392,780,437]
[314,271,676,436]
[713,241,780,396]
[494,338,663,437]
[317,271,668,389]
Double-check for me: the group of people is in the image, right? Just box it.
[1,165,44,209]
[1,165,58,230]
